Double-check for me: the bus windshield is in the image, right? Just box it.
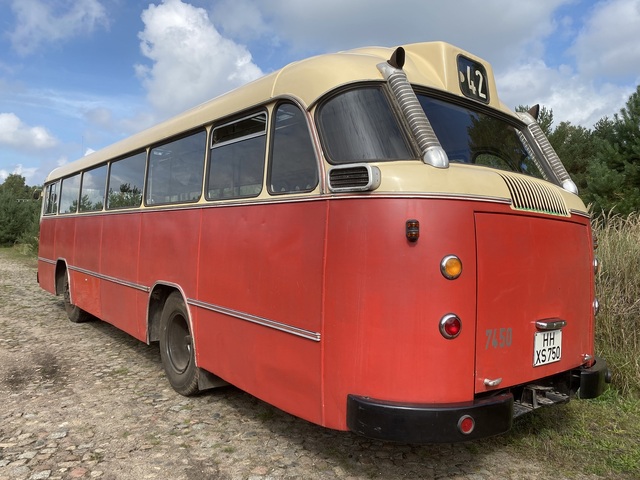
[317,85,553,181]
[417,94,550,180]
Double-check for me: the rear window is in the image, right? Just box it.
[317,86,413,164]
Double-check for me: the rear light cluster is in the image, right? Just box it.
[439,254,463,339]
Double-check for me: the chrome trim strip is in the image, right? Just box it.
[328,192,512,204]
[535,319,567,331]
[38,257,56,265]
[570,209,590,219]
[68,265,150,293]
[188,299,321,342]
[38,192,513,220]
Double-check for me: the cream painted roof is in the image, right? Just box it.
[46,41,513,183]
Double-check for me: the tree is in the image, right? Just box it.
[0,173,30,198]
[0,174,42,248]
[586,86,640,215]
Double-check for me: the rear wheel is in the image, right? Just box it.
[62,273,92,323]
[159,292,199,396]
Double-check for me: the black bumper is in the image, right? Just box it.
[575,356,611,399]
[347,392,513,444]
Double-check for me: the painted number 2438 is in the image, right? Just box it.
[485,328,513,349]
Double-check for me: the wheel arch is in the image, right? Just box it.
[147,282,192,345]
[54,259,69,296]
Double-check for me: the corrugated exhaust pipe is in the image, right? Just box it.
[377,47,449,169]
[517,106,578,194]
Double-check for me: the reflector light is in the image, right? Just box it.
[440,255,462,279]
[458,415,475,435]
[439,314,462,339]
[406,219,420,242]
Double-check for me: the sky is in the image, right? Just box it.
[1,0,639,186]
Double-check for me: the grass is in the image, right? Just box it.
[494,213,640,478]
[496,389,640,478]
[592,212,640,397]
[0,244,38,265]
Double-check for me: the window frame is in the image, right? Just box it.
[58,173,82,215]
[144,128,208,207]
[79,163,108,213]
[106,150,148,211]
[315,82,416,165]
[267,101,319,195]
[42,181,59,216]
[205,109,268,202]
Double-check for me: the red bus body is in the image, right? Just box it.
[37,42,609,443]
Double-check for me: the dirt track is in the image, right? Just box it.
[0,249,594,479]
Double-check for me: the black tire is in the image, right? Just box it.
[62,273,92,323]
[159,292,200,396]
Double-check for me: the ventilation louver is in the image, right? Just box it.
[498,172,569,217]
[327,164,381,193]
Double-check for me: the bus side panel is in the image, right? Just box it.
[195,202,326,425]
[322,198,477,430]
[37,218,57,294]
[100,213,144,341]
[54,216,76,266]
[70,215,104,317]
[138,209,202,299]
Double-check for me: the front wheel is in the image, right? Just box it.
[62,273,92,323]
[159,292,200,396]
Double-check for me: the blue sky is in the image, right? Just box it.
[1,0,639,186]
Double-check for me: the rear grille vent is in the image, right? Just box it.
[328,164,381,193]
[498,173,569,217]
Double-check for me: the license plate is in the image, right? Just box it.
[533,330,562,367]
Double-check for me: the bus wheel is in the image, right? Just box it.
[159,292,199,396]
[62,274,91,323]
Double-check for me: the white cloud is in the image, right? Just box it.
[497,60,634,127]
[211,0,570,71]
[8,0,109,55]
[210,0,271,43]
[0,164,38,183]
[136,0,263,119]
[572,0,640,81]
[0,113,58,150]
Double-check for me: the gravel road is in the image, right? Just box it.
[0,249,590,480]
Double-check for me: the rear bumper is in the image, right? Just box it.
[575,356,611,399]
[347,357,611,444]
[347,392,513,444]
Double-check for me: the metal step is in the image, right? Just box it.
[513,384,570,418]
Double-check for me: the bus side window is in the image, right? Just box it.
[107,152,146,209]
[207,112,266,200]
[268,103,318,194]
[79,164,107,212]
[146,130,206,205]
[43,182,59,215]
[59,174,81,214]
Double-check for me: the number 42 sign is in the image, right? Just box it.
[457,55,489,103]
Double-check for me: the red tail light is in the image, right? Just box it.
[439,314,461,339]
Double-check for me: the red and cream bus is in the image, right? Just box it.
[37,42,609,443]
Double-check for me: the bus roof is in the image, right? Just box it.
[45,41,512,183]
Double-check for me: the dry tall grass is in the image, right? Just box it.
[592,212,640,397]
